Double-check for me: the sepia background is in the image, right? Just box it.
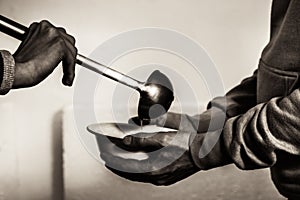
[0,0,285,199]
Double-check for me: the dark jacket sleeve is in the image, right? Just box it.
[207,70,257,118]
[223,87,300,169]
[157,71,258,135]
[182,70,258,134]
[175,70,257,136]
[190,86,300,170]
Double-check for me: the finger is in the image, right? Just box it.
[39,19,55,27]
[100,152,151,173]
[62,53,76,86]
[57,28,77,86]
[148,151,199,185]
[61,41,77,86]
[105,136,131,150]
[104,154,197,186]
[160,112,183,129]
[63,39,77,58]
[112,132,178,152]
[57,27,77,56]
[24,22,40,41]
[57,27,66,34]
[157,167,197,186]
[104,153,179,185]
[107,132,162,152]
[161,113,204,133]
[130,113,184,130]
[38,22,77,86]
[14,22,39,55]
[106,165,171,185]
[124,133,164,151]
[106,166,149,182]
[57,27,76,45]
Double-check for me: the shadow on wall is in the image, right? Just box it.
[51,111,64,200]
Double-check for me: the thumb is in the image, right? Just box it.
[108,132,165,152]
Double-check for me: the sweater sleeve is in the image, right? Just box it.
[223,88,300,169]
[0,51,3,85]
[0,50,15,95]
[190,86,300,170]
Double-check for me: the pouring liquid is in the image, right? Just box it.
[140,119,143,131]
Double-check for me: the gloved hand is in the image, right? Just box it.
[100,107,232,185]
[101,130,199,186]
[129,108,227,133]
[12,20,77,88]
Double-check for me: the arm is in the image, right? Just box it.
[0,20,77,95]
[151,70,258,133]
[131,70,258,133]
[191,86,300,170]
[103,72,300,185]
[100,71,259,185]
[206,70,257,118]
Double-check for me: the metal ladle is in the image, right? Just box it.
[0,15,174,119]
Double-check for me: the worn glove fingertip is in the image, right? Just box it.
[62,76,74,86]
[128,117,140,125]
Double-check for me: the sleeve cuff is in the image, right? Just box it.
[0,50,15,95]
[189,130,232,170]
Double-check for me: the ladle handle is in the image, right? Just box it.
[0,15,143,90]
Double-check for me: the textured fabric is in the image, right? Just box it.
[207,70,258,118]
[190,0,300,198]
[0,50,15,95]
[0,52,3,85]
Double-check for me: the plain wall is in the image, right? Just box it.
[0,0,272,199]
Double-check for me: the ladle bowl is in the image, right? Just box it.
[137,70,174,119]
